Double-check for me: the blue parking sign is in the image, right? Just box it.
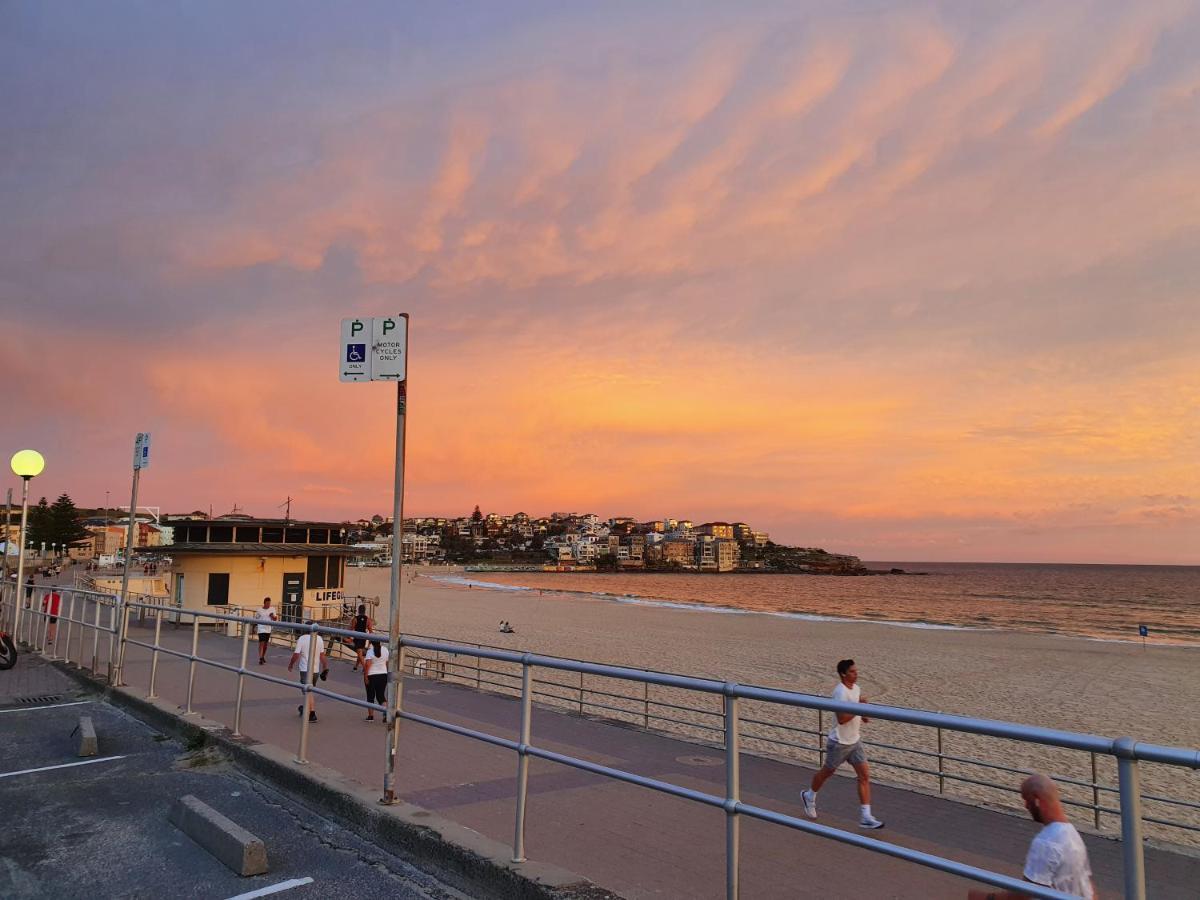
[346,344,366,363]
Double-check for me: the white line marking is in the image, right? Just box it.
[223,877,314,900]
[0,755,128,779]
[0,700,92,714]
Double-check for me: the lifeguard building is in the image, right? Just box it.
[148,515,364,621]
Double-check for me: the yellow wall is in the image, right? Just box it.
[168,554,346,614]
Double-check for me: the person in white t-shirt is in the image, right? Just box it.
[968,773,1095,900]
[362,638,390,722]
[253,597,277,665]
[801,658,884,829]
[288,622,328,722]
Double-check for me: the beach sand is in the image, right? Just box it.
[345,566,1200,844]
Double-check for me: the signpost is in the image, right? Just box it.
[339,315,409,803]
[115,432,150,685]
[1138,624,1148,651]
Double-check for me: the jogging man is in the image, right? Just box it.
[967,774,1095,899]
[288,622,328,722]
[253,596,277,664]
[801,658,884,829]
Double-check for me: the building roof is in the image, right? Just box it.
[143,543,366,557]
[162,517,350,529]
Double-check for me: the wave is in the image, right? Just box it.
[429,574,985,633]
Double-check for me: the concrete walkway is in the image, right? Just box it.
[30,597,1200,899]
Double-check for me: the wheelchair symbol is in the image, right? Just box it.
[346,343,366,362]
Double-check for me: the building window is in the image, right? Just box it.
[207,573,230,605]
[285,527,307,543]
[209,526,233,543]
[309,528,329,544]
[261,527,283,543]
[326,556,342,589]
[306,555,327,589]
[235,526,259,542]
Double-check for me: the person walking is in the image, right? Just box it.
[288,622,327,722]
[350,604,373,672]
[42,587,62,645]
[967,774,1095,899]
[801,659,884,829]
[362,638,389,722]
[253,596,277,665]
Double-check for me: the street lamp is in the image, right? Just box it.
[10,449,45,643]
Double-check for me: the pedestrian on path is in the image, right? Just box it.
[253,596,277,664]
[967,773,1095,900]
[42,588,62,645]
[362,638,389,722]
[351,604,373,671]
[801,659,885,829]
[288,623,328,722]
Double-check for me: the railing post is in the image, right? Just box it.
[578,670,584,715]
[107,600,117,682]
[91,599,101,673]
[296,621,319,764]
[62,593,76,665]
[148,607,163,698]
[233,612,250,737]
[724,684,741,900]
[512,655,533,863]
[114,600,131,686]
[1114,737,1145,900]
[1092,752,1101,830]
[475,647,481,689]
[643,680,650,729]
[937,727,945,794]
[817,709,825,767]
[185,615,200,715]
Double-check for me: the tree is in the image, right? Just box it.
[471,505,483,524]
[50,494,90,549]
[25,497,51,550]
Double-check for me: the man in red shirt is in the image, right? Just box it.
[42,589,62,645]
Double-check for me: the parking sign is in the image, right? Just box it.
[340,318,372,381]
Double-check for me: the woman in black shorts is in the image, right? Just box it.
[351,604,373,671]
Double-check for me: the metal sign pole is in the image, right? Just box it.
[115,441,144,685]
[2,488,12,593]
[383,314,409,804]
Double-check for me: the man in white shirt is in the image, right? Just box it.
[801,658,884,829]
[253,597,277,665]
[288,622,328,722]
[968,773,1095,899]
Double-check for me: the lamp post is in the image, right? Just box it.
[10,450,45,644]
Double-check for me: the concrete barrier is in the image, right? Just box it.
[77,716,98,757]
[169,794,269,877]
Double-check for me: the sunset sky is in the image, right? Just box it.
[2,2,1197,564]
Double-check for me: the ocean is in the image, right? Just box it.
[433,562,1200,645]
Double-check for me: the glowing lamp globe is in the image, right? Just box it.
[10,449,45,478]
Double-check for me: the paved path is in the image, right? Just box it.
[28,594,1200,899]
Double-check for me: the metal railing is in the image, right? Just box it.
[5,588,1198,899]
[396,637,1200,839]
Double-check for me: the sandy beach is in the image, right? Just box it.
[343,566,1200,844]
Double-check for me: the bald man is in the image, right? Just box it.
[968,773,1095,900]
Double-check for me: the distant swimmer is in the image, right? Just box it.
[801,659,884,829]
[967,773,1095,899]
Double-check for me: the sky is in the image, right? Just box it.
[1,1,1198,564]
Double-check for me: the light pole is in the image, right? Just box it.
[10,449,45,643]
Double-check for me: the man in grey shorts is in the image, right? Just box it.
[801,659,884,829]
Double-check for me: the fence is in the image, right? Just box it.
[4,584,1199,899]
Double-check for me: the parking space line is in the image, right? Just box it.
[0,755,128,779]
[223,876,314,900]
[0,700,92,714]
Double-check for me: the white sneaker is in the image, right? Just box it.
[859,814,885,829]
[801,789,817,819]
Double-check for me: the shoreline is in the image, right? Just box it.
[425,571,1200,648]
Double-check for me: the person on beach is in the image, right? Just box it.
[362,638,389,722]
[351,604,373,671]
[801,659,885,829]
[288,623,328,722]
[253,596,277,665]
[967,774,1095,900]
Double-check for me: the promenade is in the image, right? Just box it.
[31,598,1200,899]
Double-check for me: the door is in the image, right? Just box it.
[282,573,304,623]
